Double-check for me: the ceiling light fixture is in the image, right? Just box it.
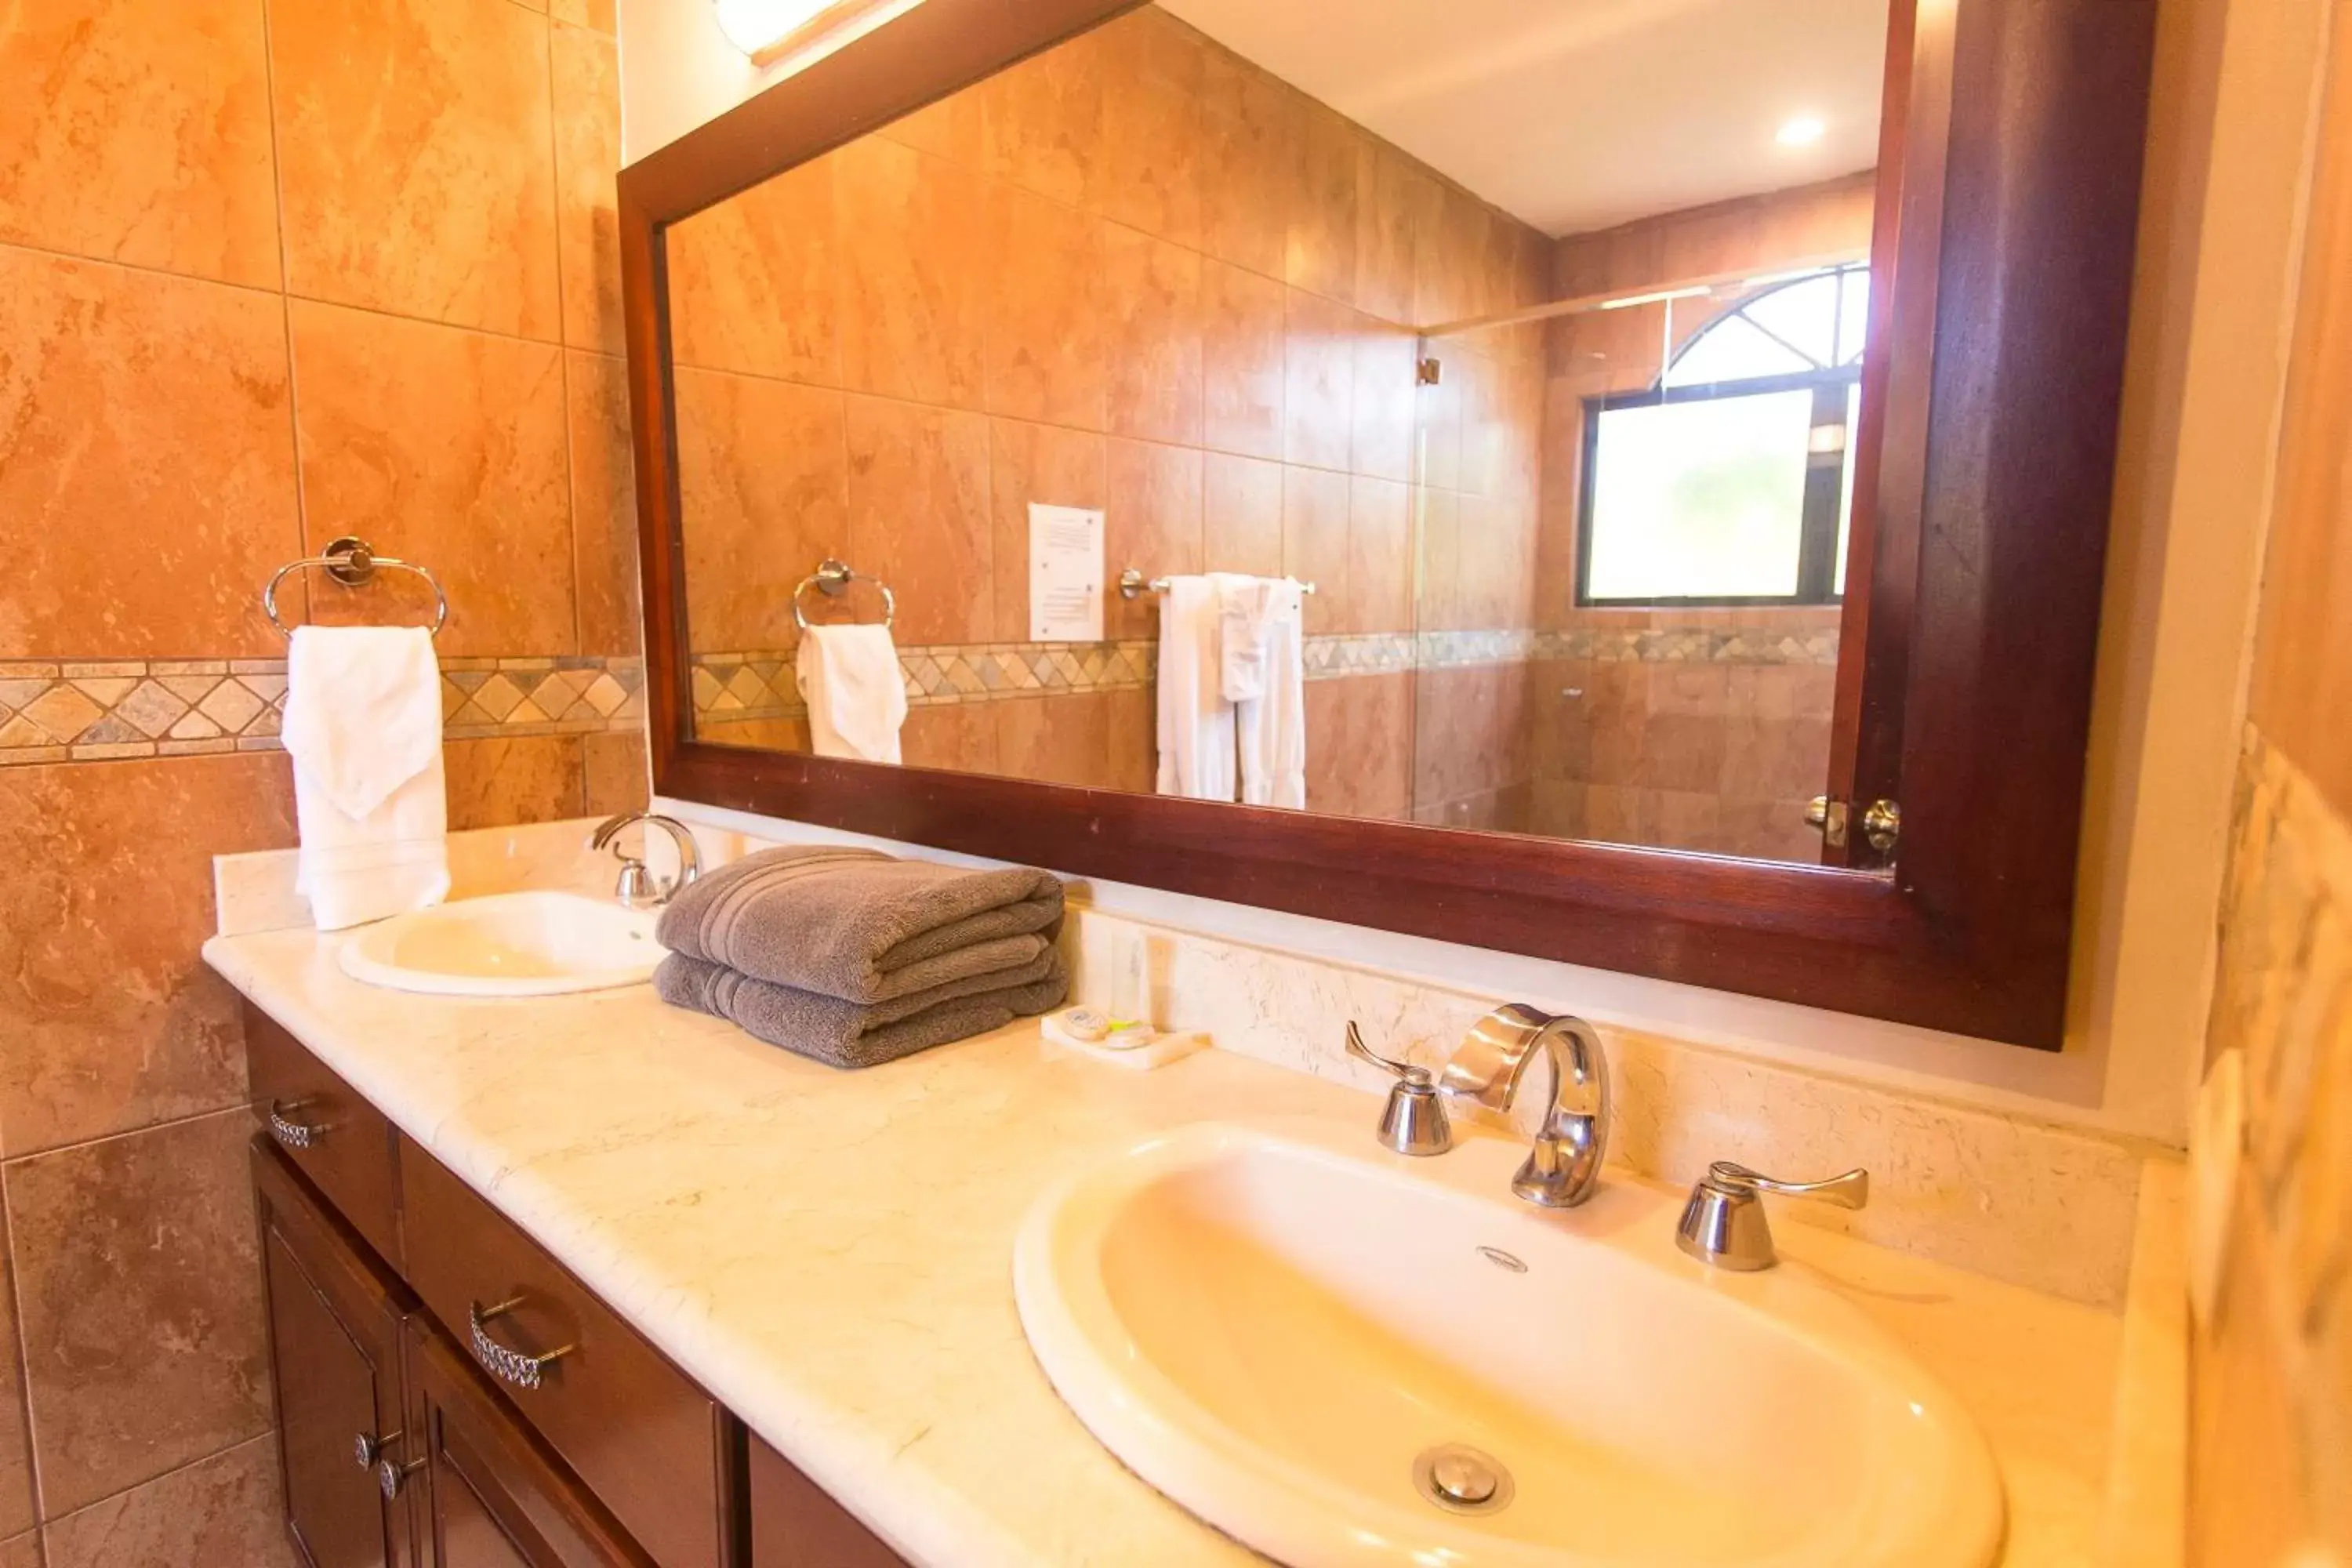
[1776,115,1827,148]
[713,0,840,61]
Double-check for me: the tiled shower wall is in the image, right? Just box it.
[1521,175,1875,855]
[2190,10,2352,1557]
[667,2,1552,819]
[0,0,644,1559]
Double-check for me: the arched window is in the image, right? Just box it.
[1577,263,1867,606]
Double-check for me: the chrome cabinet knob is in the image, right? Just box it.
[1345,1022,1451,1156]
[378,1454,425,1501]
[1675,1161,1869,1270]
[354,1427,403,1469]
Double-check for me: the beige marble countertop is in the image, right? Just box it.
[205,925,2141,1567]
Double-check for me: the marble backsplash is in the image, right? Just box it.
[1062,901,2155,1307]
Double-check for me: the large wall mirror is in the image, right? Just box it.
[620,0,2156,1047]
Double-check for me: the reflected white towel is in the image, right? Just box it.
[797,623,907,763]
[280,626,450,931]
[1218,575,1282,704]
[1231,578,1305,809]
[1154,575,1237,800]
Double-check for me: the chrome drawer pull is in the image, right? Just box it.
[469,1297,573,1391]
[267,1098,325,1149]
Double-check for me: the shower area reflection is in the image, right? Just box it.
[1415,174,1875,858]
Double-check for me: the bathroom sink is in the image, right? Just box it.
[339,891,662,997]
[1014,1120,2003,1568]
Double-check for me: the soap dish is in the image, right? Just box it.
[1041,1007,1207,1071]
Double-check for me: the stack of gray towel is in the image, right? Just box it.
[652,846,1069,1069]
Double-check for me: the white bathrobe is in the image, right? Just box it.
[1218,576,1307,809]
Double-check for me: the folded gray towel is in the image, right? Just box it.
[654,846,1066,1004]
[655,949,1069,1069]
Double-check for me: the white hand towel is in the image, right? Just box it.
[1217,575,1283,704]
[1154,575,1238,801]
[796,623,908,763]
[280,626,451,931]
[1232,578,1306,809]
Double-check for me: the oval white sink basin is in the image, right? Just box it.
[339,891,661,997]
[1014,1120,2003,1568]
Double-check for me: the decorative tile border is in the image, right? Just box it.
[692,641,1157,724]
[1305,633,1417,677]
[691,624,1840,723]
[1417,629,1540,669]
[1543,627,1842,665]
[0,656,644,767]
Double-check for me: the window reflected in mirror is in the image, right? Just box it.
[663,0,1893,866]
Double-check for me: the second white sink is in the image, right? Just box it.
[1014,1119,2004,1568]
[339,891,661,997]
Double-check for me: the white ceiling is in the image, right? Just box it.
[1156,0,1889,238]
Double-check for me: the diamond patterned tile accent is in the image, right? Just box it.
[2,654,646,765]
[20,684,103,742]
[114,681,192,737]
[197,679,266,733]
[471,673,526,721]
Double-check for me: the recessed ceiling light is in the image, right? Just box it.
[713,0,837,59]
[1776,115,1828,148]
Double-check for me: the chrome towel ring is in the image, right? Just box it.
[792,557,896,630]
[263,536,449,638]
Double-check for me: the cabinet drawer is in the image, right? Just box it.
[407,1317,657,1568]
[400,1139,733,1568]
[246,1004,402,1265]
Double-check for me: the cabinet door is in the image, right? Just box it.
[404,1318,658,1568]
[254,1140,418,1568]
[747,1438,906,1568]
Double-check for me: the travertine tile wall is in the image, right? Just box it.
[668,3,1553,821]
[0,0,644,1559]
[1520,175,1875,856]
[2190,11,2352,1556]
[2198,733,2352,1563]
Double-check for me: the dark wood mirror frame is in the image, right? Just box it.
[617,0,2156,1049]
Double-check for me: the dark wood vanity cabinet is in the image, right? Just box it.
[247,1004,907,1568]
[255,1138,419,1568]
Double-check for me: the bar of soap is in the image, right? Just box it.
[1040,1009,1206,1070]
[1058,1007,1111,1043]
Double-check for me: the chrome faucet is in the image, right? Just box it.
[1674,1162,1869,1270]
[589,812,702,909]
[1439,1004,1610,1209]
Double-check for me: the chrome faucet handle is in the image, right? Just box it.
[1439,1005,1610,1208]
[1346,1022,1450,1156]
[589,812,703,909]
[1675,1161,1869,1271]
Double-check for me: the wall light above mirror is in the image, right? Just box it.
[618,0,2158,1047]
[713,0,883,61]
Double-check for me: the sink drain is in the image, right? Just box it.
[1412,1443,1515,1515]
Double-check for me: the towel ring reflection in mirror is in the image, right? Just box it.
[262,536,449,639]
[792,557,897,630]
